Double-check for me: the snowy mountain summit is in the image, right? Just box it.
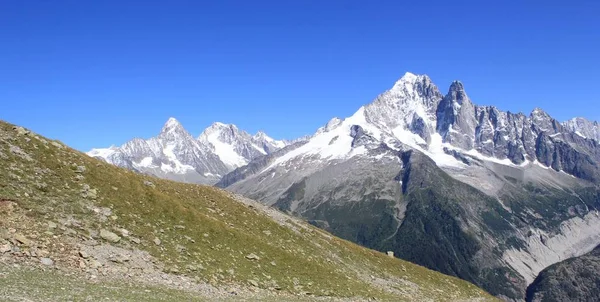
[90,72,599,186]
[88,118,288,184]
[216,73,600,299]
[261,72,600,174]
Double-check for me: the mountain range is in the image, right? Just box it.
[88,119,292,184]
[89,72,600,301]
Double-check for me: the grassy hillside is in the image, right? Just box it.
[0,121,495,301]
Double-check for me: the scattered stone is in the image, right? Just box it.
[51,141,64,149]
[111,186,119,191]
[0,244,11,253]
[184,236,196,243]
[35,182,48,191]
[143,180,155,188]
[262,230,272,236]
[0,228,9,240]
[47,221,58,229]
[120,229,130,237]
[81,185,98,199]
[40,258,54,266]
[387,251,394,258]
[129,237,141,244]
[100,229,121,243]
[14,234,33,246]
[79,250,90,259]
[270,261,277,266]
[174,225,185,230]
[153,238,161,246]
[75,165,86,173]
[93,207,112,217]
[175,244,186,253]
[248,279,259,287]
[90,259,102,269]
[9,145,32,161]
[13,126,31,136]
[245,253,260,261]
[110,254,131,263]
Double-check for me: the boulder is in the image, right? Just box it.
[40,258,54,266]
[100,229,121,243]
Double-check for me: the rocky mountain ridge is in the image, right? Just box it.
[88,118,289,184]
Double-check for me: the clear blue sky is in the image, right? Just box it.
[1,0,598,151]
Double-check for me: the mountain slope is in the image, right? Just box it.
[0,120,495,301]
[220,73,600,300]
[526,245,600,302]
[88,118,288,185]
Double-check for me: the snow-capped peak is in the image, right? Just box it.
[252,130,272,142]
[364,73,442,141]
[564,117,600,141]
[161,117,184,133]
[199,122,243,144]
[531,107,550,118]
[391,72,433,90]
[87,145,118,158]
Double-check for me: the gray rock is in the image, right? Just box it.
[0,244,12,253]
[436,81,477,150]
[75,165,86,173]
[143,180,155,188]
[14,234,33,246]
[100,229,121,243]
[0,228,9,240]
[175,244,186,253]
[90,259,103,269]
[245,253,260,261]
[79,250,90,259]
[248,279,259,287]
[81,187,98,200]
[13,126,31,136]
[40,258,54,266]
[153,238,161,246]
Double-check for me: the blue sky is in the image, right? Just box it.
[1,0,598,151]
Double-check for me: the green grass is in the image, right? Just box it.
[0,266,205,302]
[0,121,496,301]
